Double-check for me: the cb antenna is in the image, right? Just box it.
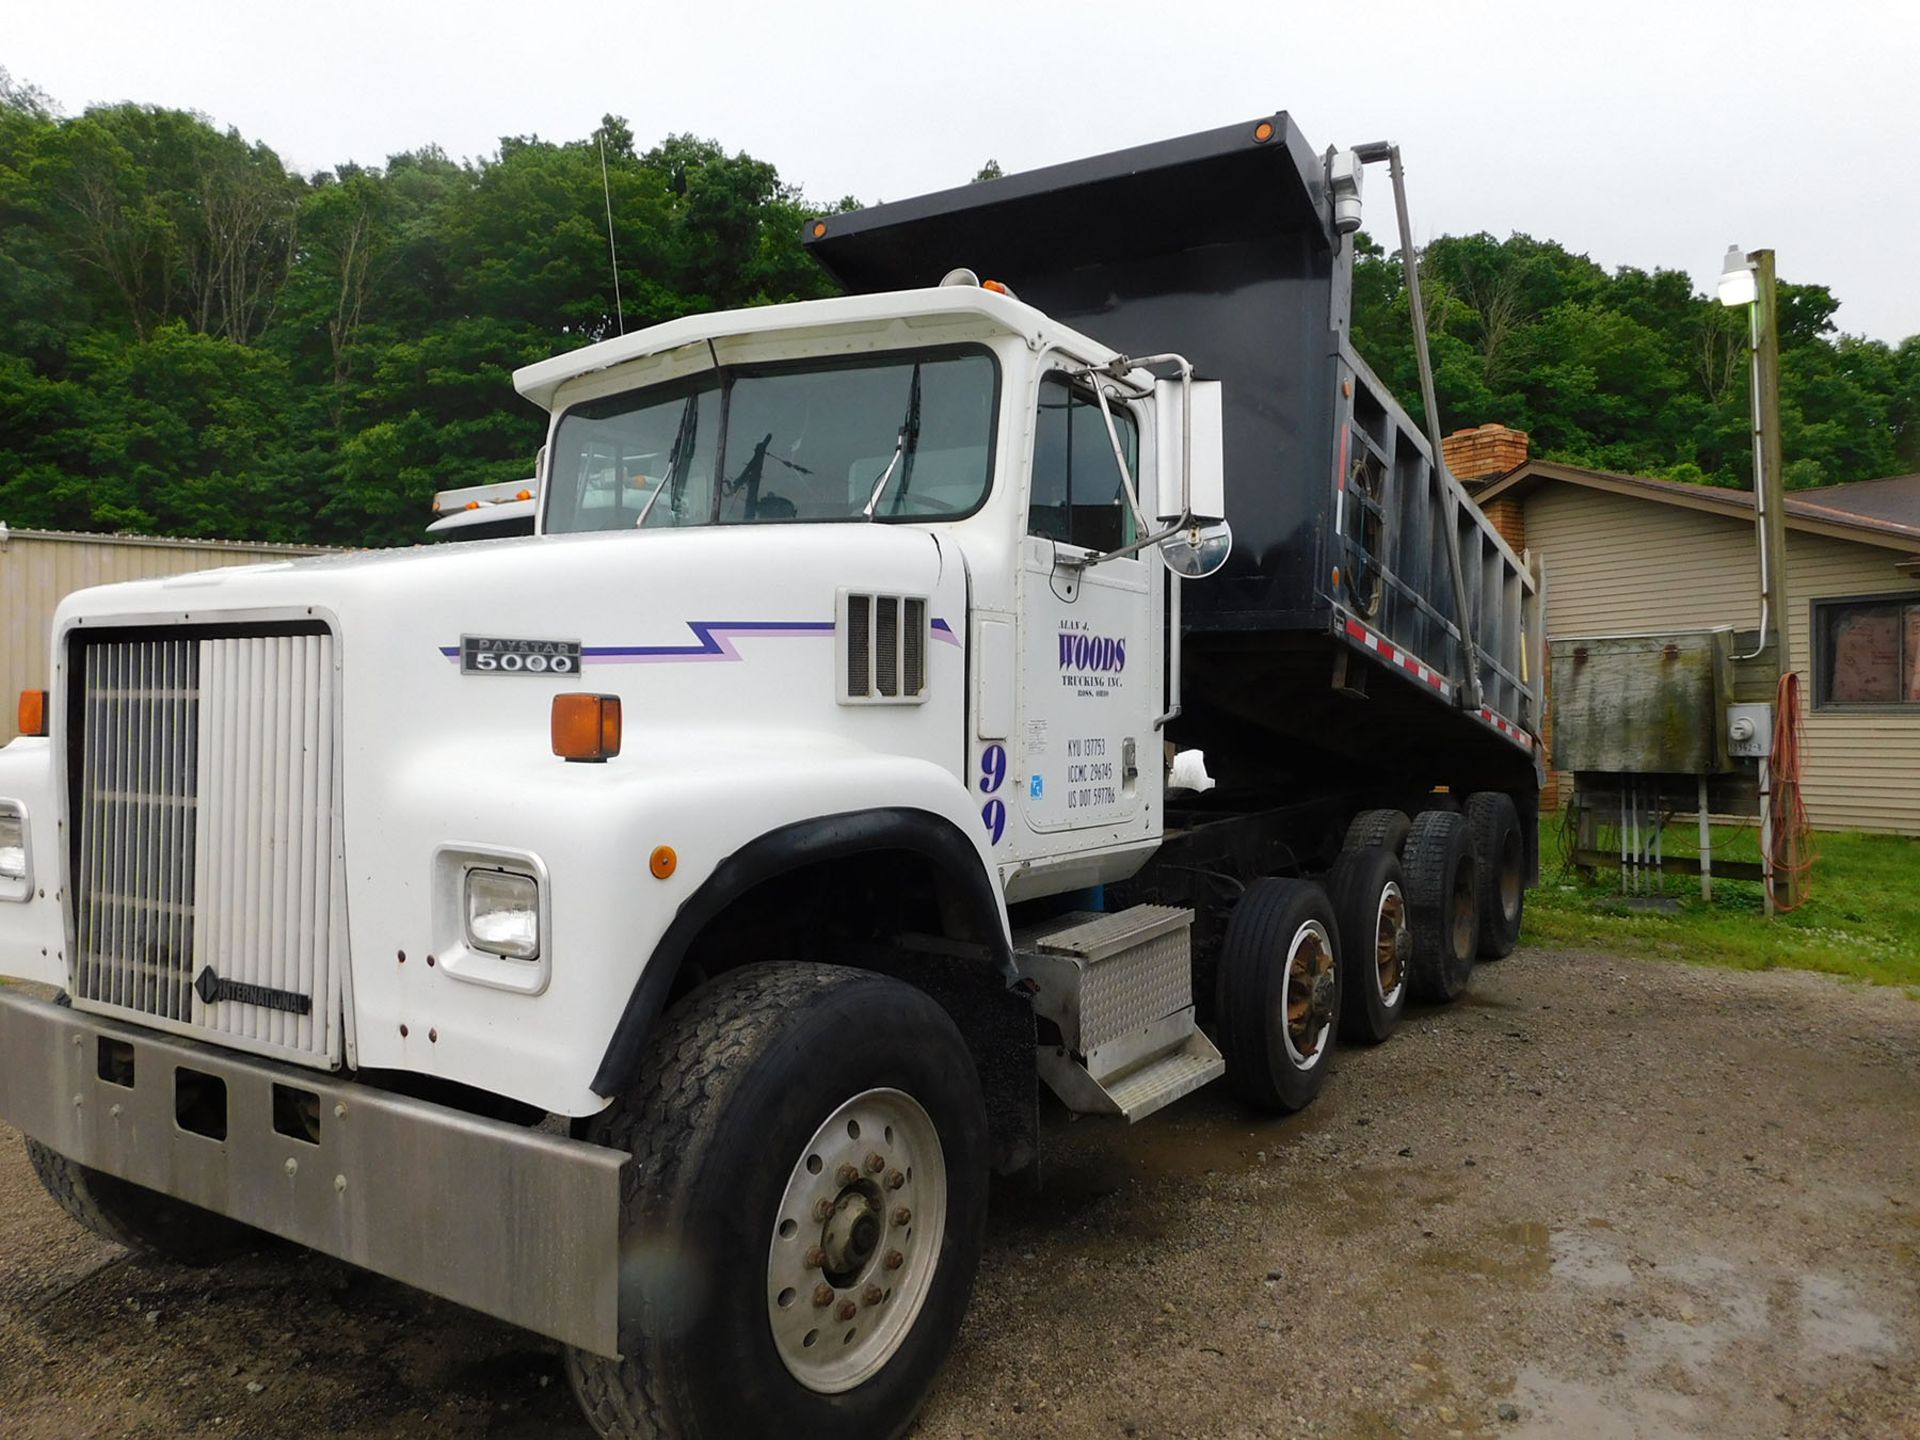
[598,128,625,335]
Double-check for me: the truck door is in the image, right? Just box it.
[1014,370,1159,843]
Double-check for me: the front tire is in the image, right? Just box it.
[1215,878,1342,1113]
[566,963,989,1440]
[23,1137,261,1265]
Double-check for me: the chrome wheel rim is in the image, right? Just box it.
[1280,919,1336,1068]
[1374,881,1409,1007]
[766,1087,946,1394]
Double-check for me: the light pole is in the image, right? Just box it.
[1716,244,1794,910]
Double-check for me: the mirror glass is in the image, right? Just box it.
[1162,522,1233,578]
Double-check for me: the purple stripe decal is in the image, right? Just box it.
[441,617,961,665]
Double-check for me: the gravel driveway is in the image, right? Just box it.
[2,947,1915,1439]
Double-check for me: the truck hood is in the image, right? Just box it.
[53,523,969,750]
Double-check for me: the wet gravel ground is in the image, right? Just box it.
[2,946,1916,1439]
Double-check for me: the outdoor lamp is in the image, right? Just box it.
[1717,244,1757,307]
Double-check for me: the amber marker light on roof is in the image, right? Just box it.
[552,694,622,762]
[981,280,1010,295]
[812,221,827,238]
[1253,121,1275,143]
[17,690,48,738]
[515,489,532,501]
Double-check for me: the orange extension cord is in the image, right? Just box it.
[1767,671,1816,911]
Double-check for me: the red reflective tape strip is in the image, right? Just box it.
[1343,617,1367,643]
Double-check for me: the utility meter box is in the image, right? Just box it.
[1726,702,1773,759]
[1551,630,1733,774]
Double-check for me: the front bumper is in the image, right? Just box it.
[0,990,625,1356]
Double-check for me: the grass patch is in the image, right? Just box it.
[1524,821,1920,991]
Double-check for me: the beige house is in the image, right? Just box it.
[1,526,329,746]
[1441,428,1920,835]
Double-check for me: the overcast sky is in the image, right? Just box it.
[9,1,1918,342]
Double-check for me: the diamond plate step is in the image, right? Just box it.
[1103,1040,1226,1121]
[1019,903,1222,1122]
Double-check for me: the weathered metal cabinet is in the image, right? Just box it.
[1551,631,1734,775]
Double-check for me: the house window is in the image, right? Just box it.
[1028,374,1138,554]
[1815,596,1920,706]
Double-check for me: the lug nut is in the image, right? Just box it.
[804,1246,827,1270]
[863,1285,884,1307]
[886,1169,906,1190]
[813,1198,835,1221]
[812,1284,835,1308]
[884,1250,904,1271]
[893,1206,911,1226]
[836,1162,861,1186]
[836,1300,858,1322]
[866,1152,886,1174]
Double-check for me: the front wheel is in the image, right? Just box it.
[24,1137,263,1265]
[566,963,989,1440]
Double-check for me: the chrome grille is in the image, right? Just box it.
[71,629,343,1066]
[74,638,198,1021]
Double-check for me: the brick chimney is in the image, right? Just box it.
[1441,423,1530,555]
[1441,422,1530,482]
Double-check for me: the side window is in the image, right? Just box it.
[1816,596,1920,706]
[1027,375,1138,553]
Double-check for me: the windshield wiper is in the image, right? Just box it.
[635,392,698,528]
[863,363,923,519]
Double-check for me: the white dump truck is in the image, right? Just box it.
[0,115,1543,1438]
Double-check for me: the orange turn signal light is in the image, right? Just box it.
[18,689,48,738]
[981,279,1011,295]
[1253,121,1275,143]
[464,501,481,511]
[515,489,532,501]
[552,694,622,762]
[649,846,677,879]
[812,221,827,238]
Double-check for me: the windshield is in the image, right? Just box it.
[544,348,999,533]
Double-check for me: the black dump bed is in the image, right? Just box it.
[807,114,1543,794]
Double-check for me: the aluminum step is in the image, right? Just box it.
[1016,904,1223,1123]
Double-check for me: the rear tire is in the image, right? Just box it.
[1466,792,1525,959]
[1327,846,1411,1045]
[23,1137,260,1265]
[1342,808,1411,857]
[566,963,989,1440]
[1402,810,1479,1004]
[1215,879,1341,1113]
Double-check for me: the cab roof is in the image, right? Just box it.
[511,285,1124,412]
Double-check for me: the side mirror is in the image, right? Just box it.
[1155,377,1225,524]
[1163,522,1233,578]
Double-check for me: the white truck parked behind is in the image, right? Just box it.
[0,115,1543,1439]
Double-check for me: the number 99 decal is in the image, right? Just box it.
[979,744,1008,845]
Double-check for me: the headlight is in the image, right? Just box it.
[465,868,540,959]
[0,805,25,882]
